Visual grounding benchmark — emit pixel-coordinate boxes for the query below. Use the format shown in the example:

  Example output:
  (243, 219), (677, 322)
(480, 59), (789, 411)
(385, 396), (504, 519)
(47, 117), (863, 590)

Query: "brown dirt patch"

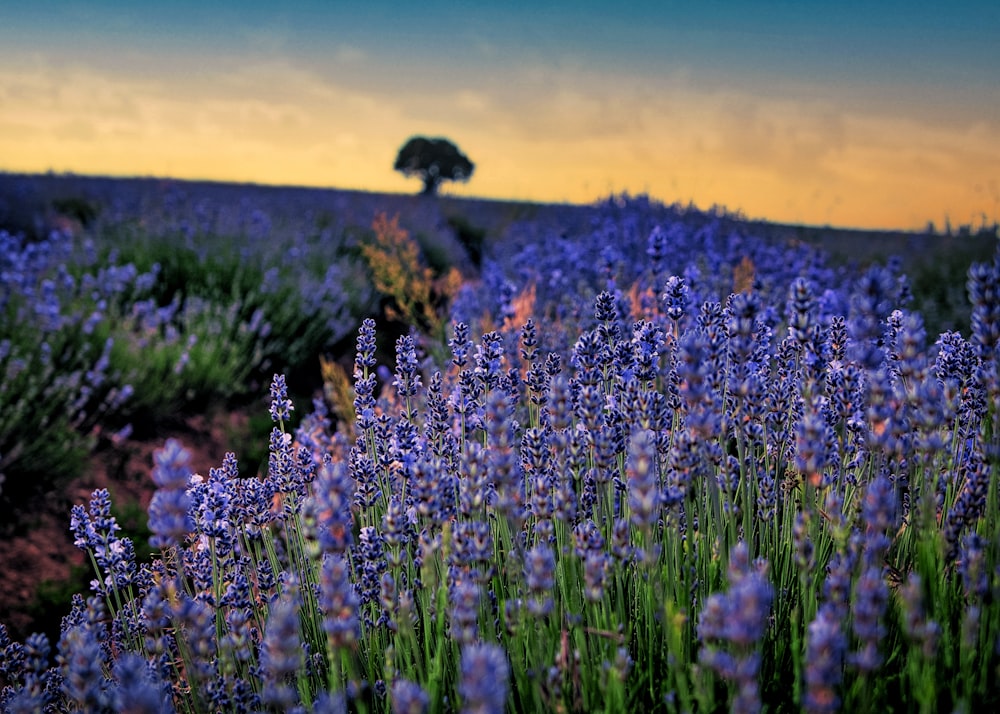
(0, 409), (253, 642)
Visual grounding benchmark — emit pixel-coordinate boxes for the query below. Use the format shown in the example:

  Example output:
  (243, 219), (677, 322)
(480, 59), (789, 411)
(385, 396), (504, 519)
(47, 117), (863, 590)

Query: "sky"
(1, 1), (998, 231)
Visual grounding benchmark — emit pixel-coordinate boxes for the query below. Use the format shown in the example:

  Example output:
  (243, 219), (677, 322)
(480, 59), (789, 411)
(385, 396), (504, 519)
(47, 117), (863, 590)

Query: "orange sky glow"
(2, 2), (998, 231)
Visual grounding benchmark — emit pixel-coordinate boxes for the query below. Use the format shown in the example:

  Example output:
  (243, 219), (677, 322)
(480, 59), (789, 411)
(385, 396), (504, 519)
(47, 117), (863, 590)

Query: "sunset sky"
(1, 1), (998, 230)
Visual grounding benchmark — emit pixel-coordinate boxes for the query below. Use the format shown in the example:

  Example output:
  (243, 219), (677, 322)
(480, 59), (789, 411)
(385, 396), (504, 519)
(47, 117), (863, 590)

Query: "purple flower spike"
(314, 458), (355, 554)
(151, 438), (191, 490)
(627, 429), (661, 529)
(850, 566), (888, 672)
(804, 604), (846, 714)
(459, 643), (509, 714)
(523, 543), (556, 615)
(58, 623), (110, 711)
(698, 542), (773, 712)
(148, 439), (194, 549)
(112, 652), (171, 713)
(261, 593), (304, 709)
(661, 275), (689, 323)
(392, 678), (430, 714)
(449, 578), (481, 645)
(319, 553), (361, 650)
(393, 334), (422, 402)
(268, 373), (294, 423)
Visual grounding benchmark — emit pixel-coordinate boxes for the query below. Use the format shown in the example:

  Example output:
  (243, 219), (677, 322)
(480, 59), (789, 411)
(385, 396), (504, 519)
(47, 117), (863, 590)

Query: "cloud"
(0, 58), (410, 181)
(332, 45), (367, 64)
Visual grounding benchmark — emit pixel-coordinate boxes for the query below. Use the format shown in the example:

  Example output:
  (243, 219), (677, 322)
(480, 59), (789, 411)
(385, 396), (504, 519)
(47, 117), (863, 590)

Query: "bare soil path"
(0, 409), (251, 642)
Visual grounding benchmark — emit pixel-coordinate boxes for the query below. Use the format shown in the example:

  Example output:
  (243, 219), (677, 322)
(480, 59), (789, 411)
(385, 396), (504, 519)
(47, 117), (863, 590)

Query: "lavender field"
(1, 172), (999, 712)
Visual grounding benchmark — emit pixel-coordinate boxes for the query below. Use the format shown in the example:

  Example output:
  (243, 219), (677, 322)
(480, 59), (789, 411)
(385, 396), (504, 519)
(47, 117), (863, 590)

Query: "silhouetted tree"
(394, 136), (474, 196)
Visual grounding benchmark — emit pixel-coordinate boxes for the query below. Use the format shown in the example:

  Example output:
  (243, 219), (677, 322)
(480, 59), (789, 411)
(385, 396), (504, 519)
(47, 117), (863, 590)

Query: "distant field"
(3, 170), (992, 268)
(4, 170), (993, 335)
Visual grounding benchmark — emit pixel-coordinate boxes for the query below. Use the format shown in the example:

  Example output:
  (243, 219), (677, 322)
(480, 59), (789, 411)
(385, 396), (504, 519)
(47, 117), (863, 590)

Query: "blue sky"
(2, 1), (998, 229)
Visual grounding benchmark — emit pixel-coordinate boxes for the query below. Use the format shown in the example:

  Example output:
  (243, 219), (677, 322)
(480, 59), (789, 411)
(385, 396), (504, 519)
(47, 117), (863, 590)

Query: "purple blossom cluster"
(697, 542), (774, 714)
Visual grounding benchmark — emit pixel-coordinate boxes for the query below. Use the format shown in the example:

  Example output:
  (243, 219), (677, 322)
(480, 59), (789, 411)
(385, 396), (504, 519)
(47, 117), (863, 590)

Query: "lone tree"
(394, 136), (474, 196)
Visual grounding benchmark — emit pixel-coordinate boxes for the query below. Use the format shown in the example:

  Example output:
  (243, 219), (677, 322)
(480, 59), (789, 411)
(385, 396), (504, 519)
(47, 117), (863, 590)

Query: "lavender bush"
(2, 191), (999, 711)
(0, 228), (134, 515)
(1, 182), (379, 519)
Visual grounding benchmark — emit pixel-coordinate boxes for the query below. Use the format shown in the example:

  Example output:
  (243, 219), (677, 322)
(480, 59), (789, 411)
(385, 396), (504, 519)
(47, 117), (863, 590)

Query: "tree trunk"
(421, 176), (440, 196)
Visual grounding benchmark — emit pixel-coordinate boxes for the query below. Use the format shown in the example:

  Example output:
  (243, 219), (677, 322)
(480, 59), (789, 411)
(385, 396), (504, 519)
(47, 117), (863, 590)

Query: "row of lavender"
(0, 179), (377, 517)
(2, 192), (999, 711)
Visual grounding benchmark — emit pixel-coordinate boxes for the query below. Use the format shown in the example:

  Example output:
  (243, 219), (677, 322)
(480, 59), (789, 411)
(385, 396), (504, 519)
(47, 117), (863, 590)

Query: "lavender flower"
(355, 317), (378, 373)
(452, 520), (494, 570)
(786, 276), (820, 347)
(267, 426), (300, 499)
(861, 473), (897, 562)
(661, 275), (689, 323)
(795, 400), (835, 487)
(353, 319), (379, 434)
(474, 331), (506, 392)
(391, 679), (430, 714)
(520, 318), (539, 364)
(646, 225), (669, 277)
(319, 553), (361, 650)
(220, 604), (254, 664)
(449, 321), (473, 370)
(630, 320), (664, 383)
(847, 265), (901, 370)
(698, 543), (773, 713)
(268, 373), (294, 423)
(573, 519), (605, 557)
(525, 360), (550, 411)
(382, 494), (412, 551)
(449, 578), (481, 645)
(458, 643), (509, 714)
(583, 551), (611, 602)
(411, 453), (455, 525)
(523, 543), (556, 616)
(191, 467), (234, 545)
(851, 565), (889, 672)
(943, 450), (991, 562)
(313, 458), (355, 554)
(260, 593), (304, 709)
(485, 390), (522, 520)
(546, 373), (574, 431)
(626, 429), (661, 530)
(356, 526), (388, 616)
(957, 533), (989, 601)
(69, 488), (136, 594)
(676, 329), (712, 409)
(172, 592), (216, 681)
(611, 517), (634, 564)
(8, 633), (53, 711)
(459, 442), (490, 517)
(892, 311), (927, 383)
(0, 622), (25, 685)
(726, 291), (760, 362)
(8, 200), (1000, 713)
(313, 690), (348, 714)
(898, 573), (940, 659)
(111, 652), (171, 714)
(792, 511), (815, 573)
(803, 604), (847, 714)
(968, 255), (1000, 359)
(393, 334), (422, 404)
(58, 622), (110, 711)
(148, 439), (194, 549)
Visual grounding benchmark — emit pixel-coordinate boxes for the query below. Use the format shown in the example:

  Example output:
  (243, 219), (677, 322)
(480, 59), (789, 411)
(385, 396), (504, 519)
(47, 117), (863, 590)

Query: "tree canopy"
(393, 136), (474, 196)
